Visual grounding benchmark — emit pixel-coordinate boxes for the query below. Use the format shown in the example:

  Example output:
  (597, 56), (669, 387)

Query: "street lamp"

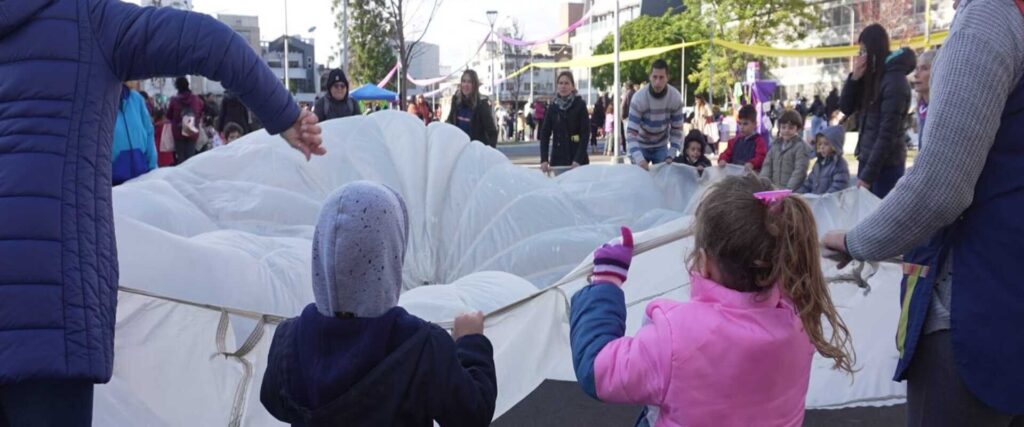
(836, 4), (856, 46)
(486, 10), (498, 107)
(308, 26), (319, 95)
(612, 0), (623, 162)
(587, 1), (594, 106)
(680, 36), (686, 108)
(283, 0), (290, 92)
(836, 4), (856, 85)
(341, 0), (349, 72)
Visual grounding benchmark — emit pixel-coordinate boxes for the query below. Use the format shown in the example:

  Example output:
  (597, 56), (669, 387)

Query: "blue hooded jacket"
(0, 0), (300, 385)
(112, 88), (156, 185)
(797, 126), (850, 195)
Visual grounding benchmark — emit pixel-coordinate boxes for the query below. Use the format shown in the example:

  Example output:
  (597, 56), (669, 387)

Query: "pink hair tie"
(754, 189), (791, 206)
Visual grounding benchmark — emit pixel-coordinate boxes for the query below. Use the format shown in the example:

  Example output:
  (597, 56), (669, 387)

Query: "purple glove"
(591, 227), (634, 287)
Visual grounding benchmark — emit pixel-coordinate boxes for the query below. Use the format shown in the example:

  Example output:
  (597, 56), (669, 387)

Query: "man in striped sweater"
(626, 59), (685, 170)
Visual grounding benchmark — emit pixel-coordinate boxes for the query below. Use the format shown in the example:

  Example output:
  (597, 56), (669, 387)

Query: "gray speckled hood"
(311, 181), (409, 318)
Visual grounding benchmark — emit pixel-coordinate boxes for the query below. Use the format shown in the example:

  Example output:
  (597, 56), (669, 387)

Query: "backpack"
(177, 95), (198, 137)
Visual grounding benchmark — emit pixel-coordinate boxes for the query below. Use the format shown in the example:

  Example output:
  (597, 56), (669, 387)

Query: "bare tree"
(504, 20), (529, 117)
(857, 0), (917, 41)
(381, 0), (443, 110)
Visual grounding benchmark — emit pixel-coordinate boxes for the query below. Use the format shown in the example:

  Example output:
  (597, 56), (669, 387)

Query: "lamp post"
(341, 0), (349, 72)
(612, 0), (622, 162)
(283, 0), (290, 92)
(708, 27), (714, 107)
(587, 0), (594, 106)
(680, 36), (686, 108)
(836, 4), (856, 46)
(529, 53), (534, 105)
(924, 0), (932, 48)
(836, 4), (856, 84)
(486, 10), (499, 108)
(309, 26), (319, 95)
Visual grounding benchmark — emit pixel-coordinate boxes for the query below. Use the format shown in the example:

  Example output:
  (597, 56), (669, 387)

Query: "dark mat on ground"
(493, 380), (905, 426)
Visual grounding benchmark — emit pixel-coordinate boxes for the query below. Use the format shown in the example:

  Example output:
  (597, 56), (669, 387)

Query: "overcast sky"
(147, 0), (561, 71)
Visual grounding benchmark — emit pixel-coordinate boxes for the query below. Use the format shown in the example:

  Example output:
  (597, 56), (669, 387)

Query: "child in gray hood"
(798, 126), (851, 195)
(261, 181), (497, 427)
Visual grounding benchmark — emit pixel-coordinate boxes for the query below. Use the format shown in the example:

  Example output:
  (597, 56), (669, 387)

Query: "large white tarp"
(100, 112), (905, 425)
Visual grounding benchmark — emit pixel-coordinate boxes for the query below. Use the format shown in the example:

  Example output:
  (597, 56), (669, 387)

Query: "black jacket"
(591, 98), (606, 128)
(540, 96), (590, 166)
(674, 154), (712, 170)
(261, 305), (497, 427)
(840, 48), (916, 183)
(217, 92), (251, 133)
(825, 90), (840, 119)
(314, 95), (361, 122)
(810, 98), (825, 118)
(446, 95), (498, 147)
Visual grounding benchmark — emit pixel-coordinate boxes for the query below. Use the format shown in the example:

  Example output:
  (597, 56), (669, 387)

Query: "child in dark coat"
(260, 181), (497, 427)
(673, 129), (713, 175)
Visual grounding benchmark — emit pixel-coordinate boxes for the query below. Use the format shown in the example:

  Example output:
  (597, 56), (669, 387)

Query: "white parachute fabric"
(94, 292), (245, 426)
(104, 112), (905, 425)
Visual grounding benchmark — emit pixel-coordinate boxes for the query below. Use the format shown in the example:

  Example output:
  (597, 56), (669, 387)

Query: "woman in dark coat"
(840, 24), (916, 198)
(539, 71), (590, 173)
(590, 95), (606, 151)
(445, 69), (498, 147)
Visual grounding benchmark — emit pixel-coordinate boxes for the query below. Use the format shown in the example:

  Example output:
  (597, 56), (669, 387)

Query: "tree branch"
(407, 0), (442, 57)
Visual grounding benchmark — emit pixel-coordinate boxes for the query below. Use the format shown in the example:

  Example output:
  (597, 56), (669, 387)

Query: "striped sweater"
(626, 85), (684, 163)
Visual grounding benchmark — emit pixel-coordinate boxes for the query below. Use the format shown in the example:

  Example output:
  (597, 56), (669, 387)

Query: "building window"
(829, 6), (853, 28)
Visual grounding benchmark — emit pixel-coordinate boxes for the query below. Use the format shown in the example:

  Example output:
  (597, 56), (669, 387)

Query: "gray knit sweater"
(626, 84), (684, 163)
(845, 0), (1024, 331)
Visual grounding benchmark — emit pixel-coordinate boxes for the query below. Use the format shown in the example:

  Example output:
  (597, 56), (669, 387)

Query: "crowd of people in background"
(100, 2), (939, 196)
(111, 75), (267, 185)
(496, 21), (933, 204)
(111, 28), (933, 198)
(4, 0), (1023, 426)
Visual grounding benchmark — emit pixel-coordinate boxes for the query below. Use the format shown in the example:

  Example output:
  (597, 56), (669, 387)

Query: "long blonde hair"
(691, 174), (855, 373)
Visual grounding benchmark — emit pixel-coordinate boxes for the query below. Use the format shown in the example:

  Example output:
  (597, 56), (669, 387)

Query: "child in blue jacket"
(797, 126), (850, 195)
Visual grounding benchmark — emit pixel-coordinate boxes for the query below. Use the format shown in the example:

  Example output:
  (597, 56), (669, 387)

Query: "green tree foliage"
(683, 0), (819, 102)
(593, 0), (818, 105)
(332, 0), (397, 91)
(592, 15), (695, 101)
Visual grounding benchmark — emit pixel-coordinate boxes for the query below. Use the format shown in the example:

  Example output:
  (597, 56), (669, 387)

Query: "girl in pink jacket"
(570, 175), (854, 427)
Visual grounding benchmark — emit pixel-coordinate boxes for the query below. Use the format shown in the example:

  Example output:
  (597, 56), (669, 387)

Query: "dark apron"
(894, 69), (1024, 413)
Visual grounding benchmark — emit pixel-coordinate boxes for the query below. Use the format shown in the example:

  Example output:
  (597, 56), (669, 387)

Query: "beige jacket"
(760, 135), (812, 190)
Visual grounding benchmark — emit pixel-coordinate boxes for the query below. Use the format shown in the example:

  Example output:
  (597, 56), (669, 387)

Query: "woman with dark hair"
(840, 23), (916, 198)
(539, 71), (590, 173)
(446, 69), (498, 147)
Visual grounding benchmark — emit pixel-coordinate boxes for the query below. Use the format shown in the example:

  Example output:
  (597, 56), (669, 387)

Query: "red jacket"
(719, 133), (767, 171)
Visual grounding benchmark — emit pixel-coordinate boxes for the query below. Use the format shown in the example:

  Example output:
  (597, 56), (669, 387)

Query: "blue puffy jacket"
(0, 0), (300, 385)
(112, 88), (157, 185)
